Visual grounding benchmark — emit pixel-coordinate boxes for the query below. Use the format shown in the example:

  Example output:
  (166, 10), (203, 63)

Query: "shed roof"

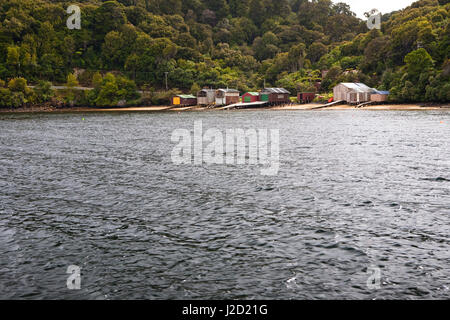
(217, 89), (239, 93)
(244, 92), (259, 96)
(176, 95), (196, 99)
(338, 83), (375, 93)
(373, 90), (390, 95)
(261, 88), (290, 94)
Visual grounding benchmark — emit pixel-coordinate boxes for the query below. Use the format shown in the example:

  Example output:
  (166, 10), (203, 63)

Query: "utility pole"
(263, 78), (266, 89)
(164, 72), (168, 91)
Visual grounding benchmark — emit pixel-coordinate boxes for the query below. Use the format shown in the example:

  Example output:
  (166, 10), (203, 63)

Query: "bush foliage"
(0, 0), (448, 108)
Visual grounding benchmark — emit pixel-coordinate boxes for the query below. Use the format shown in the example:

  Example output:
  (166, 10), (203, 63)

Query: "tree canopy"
(0, 0), (448, 107)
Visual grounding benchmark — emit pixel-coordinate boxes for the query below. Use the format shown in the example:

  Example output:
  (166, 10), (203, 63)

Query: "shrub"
(34, 80), (54, 103)
(0, 88), (26, 108)
(314, 92), (334, 103)
(92, 72), (103, 89)
(8, 78), (28, 93)
(93, 73), (141, 107)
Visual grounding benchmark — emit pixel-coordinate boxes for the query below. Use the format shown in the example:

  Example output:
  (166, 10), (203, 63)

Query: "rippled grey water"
(0, 110), (449, 300)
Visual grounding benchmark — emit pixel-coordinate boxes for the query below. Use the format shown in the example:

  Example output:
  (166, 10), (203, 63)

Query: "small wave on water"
(0, 110), (449, 299)
(420, 177), (450, 182)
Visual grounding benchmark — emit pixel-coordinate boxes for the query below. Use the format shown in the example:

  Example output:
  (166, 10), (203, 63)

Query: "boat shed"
(260, 88), (291, 105)
(242, 92), (260, 103)
(197, 89), (216, 106)
(172, 94), (197, 106)
(297, 92), (316, 104)
(370, 90), (390, 102)
(333, 83), (376, 104)
(215, 89), (240, 106)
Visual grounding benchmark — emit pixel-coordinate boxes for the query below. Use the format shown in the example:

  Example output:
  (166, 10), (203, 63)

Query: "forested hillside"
(0, 0), (449, 107)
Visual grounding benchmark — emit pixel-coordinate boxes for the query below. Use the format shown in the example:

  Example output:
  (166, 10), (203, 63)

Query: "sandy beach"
(271, 103), (450, 111)
(1, 103), (449, 113)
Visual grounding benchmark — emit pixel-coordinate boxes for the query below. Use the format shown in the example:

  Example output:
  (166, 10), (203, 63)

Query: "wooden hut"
(260, 88), (291, 105)
(333, 83), (375, 104)
(242, 92), (260, 103)
(297, 92), (316, 104)
(197, 89), (216, 106)
(370, 90), (390, 102)
(172, 94), (197, 106)
(215, 89), (240, 106)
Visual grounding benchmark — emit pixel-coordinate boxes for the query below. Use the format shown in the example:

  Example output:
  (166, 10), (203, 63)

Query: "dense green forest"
(0, 0), (449, 107)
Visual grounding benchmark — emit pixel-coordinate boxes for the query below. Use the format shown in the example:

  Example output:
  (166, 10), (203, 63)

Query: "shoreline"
(270, 103), (450, 111)
(1, 103), (449, 114)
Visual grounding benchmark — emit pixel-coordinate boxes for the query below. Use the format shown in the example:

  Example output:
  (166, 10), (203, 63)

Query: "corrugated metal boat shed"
(333, 83), (376, 104)
(260, 88), (291, 105)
